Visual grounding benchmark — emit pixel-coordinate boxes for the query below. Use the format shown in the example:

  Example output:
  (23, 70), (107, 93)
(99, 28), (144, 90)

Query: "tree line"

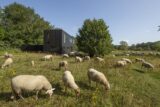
(0, 2), (53, 49)
(0, 2), (113, 56)
(114, 41), (160, 51)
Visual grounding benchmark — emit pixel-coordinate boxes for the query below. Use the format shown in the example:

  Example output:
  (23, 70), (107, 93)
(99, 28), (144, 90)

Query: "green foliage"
(152, 41), (160, 51)
(76, 19), (112, 57)
(129, 41), (160, 51)
(1, 3), (53, 48)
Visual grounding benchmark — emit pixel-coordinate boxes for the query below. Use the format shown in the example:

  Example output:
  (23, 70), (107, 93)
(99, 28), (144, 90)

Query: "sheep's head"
(46, 88), (55, 97)
(75, 88), (80, 97)
(105, 82), (110, 90)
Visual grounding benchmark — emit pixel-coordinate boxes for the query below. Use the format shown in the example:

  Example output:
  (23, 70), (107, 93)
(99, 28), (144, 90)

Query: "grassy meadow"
(0, 50), (160, 107)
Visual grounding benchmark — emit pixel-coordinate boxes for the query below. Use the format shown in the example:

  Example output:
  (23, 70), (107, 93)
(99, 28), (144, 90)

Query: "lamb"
(75, 56), (83, 62)
(122, 58), (132, 64)
(141, 61), (154, 69)
(11, 75), (55, 100)
(115, 60), (127, 67)
(1, 58), (13, 69)
(62, 71), (80, 97)
(83, 56), (90, 61)
(42, 55), (53, 61)
(96, 57), (105, 63)
(62, 54), (69, 58)
(88, 68), (110, 90)
(59, 60), (68, 70)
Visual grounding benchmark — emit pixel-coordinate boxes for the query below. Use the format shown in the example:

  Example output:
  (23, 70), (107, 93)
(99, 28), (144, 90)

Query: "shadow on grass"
(0, 92), (12, 101)
(51, 68), (60, 71)
(76, 81), (95, 91)
(0, 91), (52, 101)
(52, 83), (64, 96)
(52, 83), (75, 97)
(132, 68), (145, 73)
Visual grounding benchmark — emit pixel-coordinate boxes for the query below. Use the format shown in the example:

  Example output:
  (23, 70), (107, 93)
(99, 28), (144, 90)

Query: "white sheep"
(42, 55), (53, 61)
(62, 54), (69, 58)
(88, 68), (110, 90)
(59, 60), (68, 70)
(115, 60), (127, 67)
(1, 58), (13, 69)
(62, 71), (80, 97)
(11, 75), (55, 100)
(4, 52), (13, 59)
(141, 61), (154, 69)
(83, 56), (90, 61)
(96, 57), (105, 63)
(75, 56), (83, 62)
(31, 60), (35, 67)
(122, 58), (132, 64)
(69, 51), (76, 56)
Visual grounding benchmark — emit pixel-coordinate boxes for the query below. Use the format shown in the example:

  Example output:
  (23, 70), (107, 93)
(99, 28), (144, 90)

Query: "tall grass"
(0, 51), (160, 107)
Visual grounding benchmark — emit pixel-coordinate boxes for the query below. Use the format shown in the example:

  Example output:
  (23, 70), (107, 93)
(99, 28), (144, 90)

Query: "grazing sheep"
(11, 75), (55, 100)
(75, 56), (83, 62)
(122, 58), (132, 64)
(42, 55), (53, 61)
(115, 60), (127, 67)
(62, 54), (69, 58)
(31, 60), (35, 67)
(83, 56), (90, 61)
(59, 61), (68, 70)
(141, 61), (154, 69)
(4, 52), (13, 59)
(88, 68), (110, 90)
(96, 57), (105, 63)
(62, 71), (80, 97)
(69, 51), (76, 57)
(1, 58), (13, 69)
(135, 58), (145, 63)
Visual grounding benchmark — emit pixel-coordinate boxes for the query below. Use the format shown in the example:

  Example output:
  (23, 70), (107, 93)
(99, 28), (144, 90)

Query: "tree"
(119, 41), (128, 50)
(1, 3), (53, 48)
(0, 7), (5, 45)
(76, 19), (112, 57)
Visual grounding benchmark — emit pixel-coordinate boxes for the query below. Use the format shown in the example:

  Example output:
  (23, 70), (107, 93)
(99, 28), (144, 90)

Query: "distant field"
(0, 50), (160, 107)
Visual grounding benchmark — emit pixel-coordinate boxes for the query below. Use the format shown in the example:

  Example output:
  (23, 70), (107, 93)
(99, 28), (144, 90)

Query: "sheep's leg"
(96, 82), (98, 87)
(18, 94), (25, 100)
(11, 89), (18, 100)
(88, 79), (91, 85)
(65, 86), (67, 92)
(36, 91), (39, 100)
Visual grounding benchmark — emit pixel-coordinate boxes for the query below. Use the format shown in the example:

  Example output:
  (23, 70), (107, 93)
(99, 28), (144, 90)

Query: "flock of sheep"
(1, 52), (155, 101)
(115, 57), (154, 69)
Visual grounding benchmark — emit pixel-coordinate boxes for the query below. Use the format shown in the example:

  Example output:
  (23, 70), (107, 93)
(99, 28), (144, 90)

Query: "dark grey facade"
(44, 29), (74, 54)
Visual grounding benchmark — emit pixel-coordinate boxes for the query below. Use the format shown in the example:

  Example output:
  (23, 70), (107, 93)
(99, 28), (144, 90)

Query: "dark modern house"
(43, 29), (74, 54)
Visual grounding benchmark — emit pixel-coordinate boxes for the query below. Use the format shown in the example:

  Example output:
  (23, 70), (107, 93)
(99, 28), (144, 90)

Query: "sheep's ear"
(51, 88), (55, 91)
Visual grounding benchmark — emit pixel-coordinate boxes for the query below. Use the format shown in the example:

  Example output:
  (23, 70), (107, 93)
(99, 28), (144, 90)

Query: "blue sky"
(0, 0), (160, 45)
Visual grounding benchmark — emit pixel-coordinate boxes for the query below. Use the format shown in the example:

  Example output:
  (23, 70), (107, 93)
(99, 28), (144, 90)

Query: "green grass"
(0, 51), (160, 107)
